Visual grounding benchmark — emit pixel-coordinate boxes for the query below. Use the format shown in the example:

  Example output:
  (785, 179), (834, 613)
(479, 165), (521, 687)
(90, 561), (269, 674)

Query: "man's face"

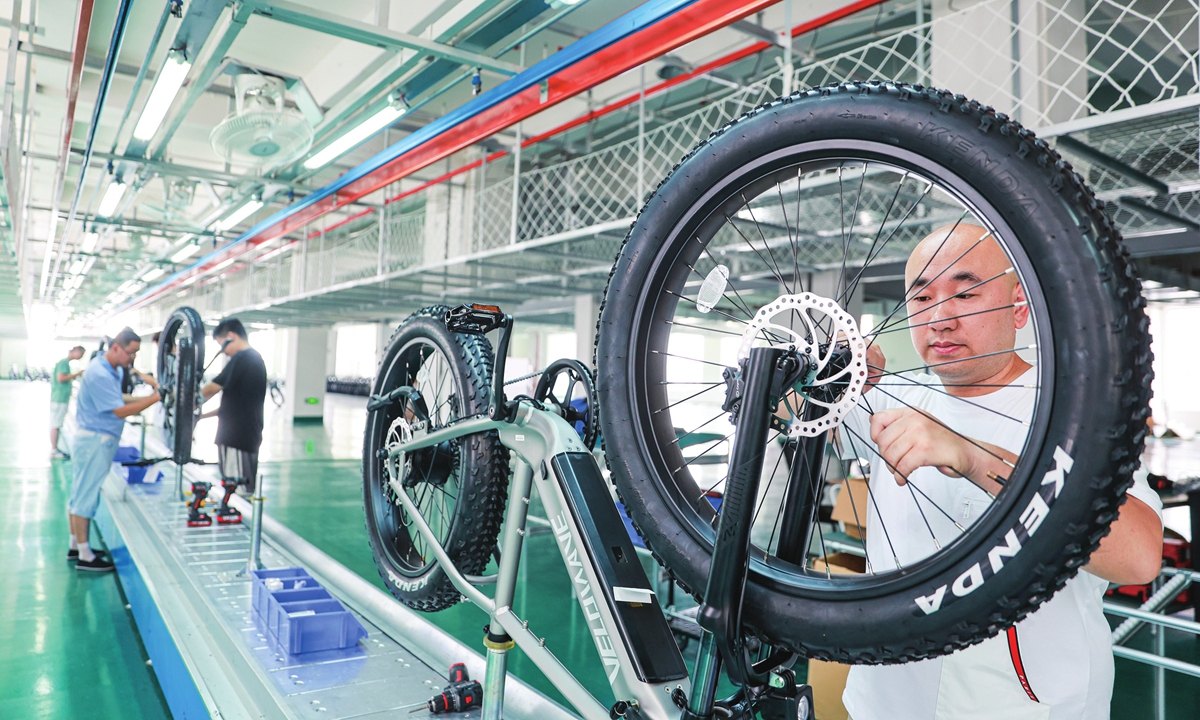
(904, 225), (1029, 384)
(215, 333), (237, 357)
(69, 348), (84, 360)
(112, 341), (140, 368)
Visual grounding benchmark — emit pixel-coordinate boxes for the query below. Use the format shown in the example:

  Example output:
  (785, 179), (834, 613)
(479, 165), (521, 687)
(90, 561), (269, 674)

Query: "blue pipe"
(121, 0), (701, 311)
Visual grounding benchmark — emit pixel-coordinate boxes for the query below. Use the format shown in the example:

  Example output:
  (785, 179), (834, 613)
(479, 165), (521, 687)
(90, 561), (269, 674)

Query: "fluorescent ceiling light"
(69, 259), (84, 275)
(80, 232), (99, 254)
(171, 243), (202, 263)
(133, 53), (191, 141)
(142, 267), (165, 282)
(97, 182), (127, 217)
(180, 274), (198, 286)
(211, 257), (236, 272)
(213, 200), (263, 232)
(304, 104), (405, 170)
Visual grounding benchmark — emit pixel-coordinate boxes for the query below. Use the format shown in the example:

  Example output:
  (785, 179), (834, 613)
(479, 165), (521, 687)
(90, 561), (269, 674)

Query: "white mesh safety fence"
(140, 0), (1199, 322)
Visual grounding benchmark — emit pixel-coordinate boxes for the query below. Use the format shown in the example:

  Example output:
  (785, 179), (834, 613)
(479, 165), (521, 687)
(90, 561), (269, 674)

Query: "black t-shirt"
(212, 347), (268, 452)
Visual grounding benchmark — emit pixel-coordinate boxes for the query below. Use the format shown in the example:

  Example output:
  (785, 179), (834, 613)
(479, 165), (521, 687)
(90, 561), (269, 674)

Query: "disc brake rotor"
(737, 292), (869, 438)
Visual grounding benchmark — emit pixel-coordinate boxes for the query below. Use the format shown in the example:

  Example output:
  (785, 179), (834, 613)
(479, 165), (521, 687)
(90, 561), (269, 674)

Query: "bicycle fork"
(686, 346), (814, 720)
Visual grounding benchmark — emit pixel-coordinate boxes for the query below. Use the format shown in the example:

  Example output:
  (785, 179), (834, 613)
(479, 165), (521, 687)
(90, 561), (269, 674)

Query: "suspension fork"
(687, 346), (811, 718)
(775, 406), (828, 565)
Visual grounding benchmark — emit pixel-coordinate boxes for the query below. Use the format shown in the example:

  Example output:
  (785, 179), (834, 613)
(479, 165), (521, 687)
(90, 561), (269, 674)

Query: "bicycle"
(362, 83), (1151, 720)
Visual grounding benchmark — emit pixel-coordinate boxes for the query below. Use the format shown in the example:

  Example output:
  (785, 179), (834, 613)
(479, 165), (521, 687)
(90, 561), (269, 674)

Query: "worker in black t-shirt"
(197, 318), (267, 525)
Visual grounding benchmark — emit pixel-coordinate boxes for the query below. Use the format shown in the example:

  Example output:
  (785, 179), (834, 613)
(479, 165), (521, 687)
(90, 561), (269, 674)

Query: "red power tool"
(404, 663), (482, 715)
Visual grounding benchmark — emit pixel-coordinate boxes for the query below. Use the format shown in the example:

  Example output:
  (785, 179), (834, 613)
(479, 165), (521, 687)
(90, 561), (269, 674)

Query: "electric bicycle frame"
(372, 304), (812, 720)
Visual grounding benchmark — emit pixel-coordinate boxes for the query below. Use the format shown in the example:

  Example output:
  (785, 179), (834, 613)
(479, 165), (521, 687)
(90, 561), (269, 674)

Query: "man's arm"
(1083, 496), (1162, 585)
(201, 381), (223, 400)
(114, 391), (161, 418)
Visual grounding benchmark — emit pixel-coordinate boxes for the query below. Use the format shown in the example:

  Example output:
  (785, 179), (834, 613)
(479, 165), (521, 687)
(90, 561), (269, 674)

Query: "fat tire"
(158, 306), (205, 465)
(363, 305), (510, 612)
(594, 82), (1152, 663)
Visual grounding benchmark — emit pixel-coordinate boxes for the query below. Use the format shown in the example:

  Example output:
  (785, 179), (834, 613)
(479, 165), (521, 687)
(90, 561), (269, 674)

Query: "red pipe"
(308, 0), (885, 241)
(150, 0), (887, 296)
(62, 0), (94, 170)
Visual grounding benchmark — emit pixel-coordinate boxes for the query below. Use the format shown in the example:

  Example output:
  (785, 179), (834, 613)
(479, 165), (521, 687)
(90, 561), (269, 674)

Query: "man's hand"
(870, 407), (974, 483)
(136, 369), (159, 390)
(869, 407), (1013, 495)
(865, 343), (885, 392)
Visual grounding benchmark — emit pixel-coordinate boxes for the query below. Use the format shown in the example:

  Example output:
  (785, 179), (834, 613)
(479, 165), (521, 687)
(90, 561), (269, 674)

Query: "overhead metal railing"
(118, 0), (893, 317)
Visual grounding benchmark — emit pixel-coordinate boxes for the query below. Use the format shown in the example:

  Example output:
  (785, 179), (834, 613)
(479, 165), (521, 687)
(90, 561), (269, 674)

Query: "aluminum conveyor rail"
(94, 429), (575, 719)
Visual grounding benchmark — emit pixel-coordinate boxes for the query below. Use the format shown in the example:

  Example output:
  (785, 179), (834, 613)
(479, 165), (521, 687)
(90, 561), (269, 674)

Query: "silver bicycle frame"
(387, 402), (689, 720)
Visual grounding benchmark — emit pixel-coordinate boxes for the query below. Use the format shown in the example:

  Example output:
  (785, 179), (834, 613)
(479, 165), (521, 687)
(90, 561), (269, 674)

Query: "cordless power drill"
(407, 663), (481, 715)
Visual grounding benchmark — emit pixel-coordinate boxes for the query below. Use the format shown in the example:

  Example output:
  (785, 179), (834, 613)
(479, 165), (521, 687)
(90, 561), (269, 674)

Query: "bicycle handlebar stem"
(490, 314), (514, 422)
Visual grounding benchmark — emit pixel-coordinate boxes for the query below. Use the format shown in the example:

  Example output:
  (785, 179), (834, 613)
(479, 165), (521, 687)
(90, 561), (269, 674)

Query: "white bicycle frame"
(387, 400), (691, 720)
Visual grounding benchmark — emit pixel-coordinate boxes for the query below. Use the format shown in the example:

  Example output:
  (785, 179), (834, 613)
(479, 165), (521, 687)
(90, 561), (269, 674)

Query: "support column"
(285, 326), (330, 423)
(574, 294), (599, 364)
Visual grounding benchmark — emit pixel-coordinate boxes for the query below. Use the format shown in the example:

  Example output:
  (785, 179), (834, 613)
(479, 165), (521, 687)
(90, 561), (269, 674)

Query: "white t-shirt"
(838, 368), (1162, 720)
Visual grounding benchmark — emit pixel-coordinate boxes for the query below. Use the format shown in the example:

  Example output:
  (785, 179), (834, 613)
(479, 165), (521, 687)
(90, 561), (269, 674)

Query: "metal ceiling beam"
(1118, 197), (1200, 232)
(1136, 260), (1200, 294)
(123, 0), (886, 314)
(1123, 231), (1200, 258)
(248, 0), (523, 77)
(81, 150), (312, 192)
(1056, 135), (1168, 195)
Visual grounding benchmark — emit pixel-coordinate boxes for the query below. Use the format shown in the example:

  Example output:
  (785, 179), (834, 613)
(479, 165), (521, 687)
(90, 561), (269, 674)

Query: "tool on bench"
(400, 664), (482, 715)
(187, 482), (213, 527)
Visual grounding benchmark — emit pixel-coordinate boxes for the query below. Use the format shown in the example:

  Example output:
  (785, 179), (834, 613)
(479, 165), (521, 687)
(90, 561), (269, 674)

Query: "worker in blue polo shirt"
(70, 327), (164, 572)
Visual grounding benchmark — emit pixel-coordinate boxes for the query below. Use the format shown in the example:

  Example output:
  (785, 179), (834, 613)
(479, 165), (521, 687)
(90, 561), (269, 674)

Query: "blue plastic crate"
(273, 598), (368, 655)
(249, 567), (316, 619)
(112, 446), (148, 483)
(265, 587), (331, 636)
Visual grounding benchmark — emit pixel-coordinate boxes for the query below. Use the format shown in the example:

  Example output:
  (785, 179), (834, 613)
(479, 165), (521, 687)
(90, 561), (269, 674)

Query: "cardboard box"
(808, 659), (852, 720)
(830, 477), (869, 539)
(808, 552), (864, 719)
(812, 552), (866, 575)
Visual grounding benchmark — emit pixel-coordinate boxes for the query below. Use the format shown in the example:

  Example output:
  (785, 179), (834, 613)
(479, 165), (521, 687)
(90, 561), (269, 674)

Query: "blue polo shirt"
(76, 356), (126, 439)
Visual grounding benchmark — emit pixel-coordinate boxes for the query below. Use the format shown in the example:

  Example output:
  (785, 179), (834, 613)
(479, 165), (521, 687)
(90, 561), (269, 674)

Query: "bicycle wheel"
(595, 82), (1151, 663)
(363, 306), (510, 612)
(158, 306), (205, 465)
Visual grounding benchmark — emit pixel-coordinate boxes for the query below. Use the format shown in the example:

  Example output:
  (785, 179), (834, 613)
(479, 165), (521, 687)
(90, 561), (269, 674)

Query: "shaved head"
(903, 223), (1030, 395)
(905, 224), (1016, 296)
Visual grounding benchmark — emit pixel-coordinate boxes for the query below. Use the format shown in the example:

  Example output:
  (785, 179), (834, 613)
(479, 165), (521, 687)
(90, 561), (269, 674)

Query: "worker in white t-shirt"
(840, 223), (1163, 720)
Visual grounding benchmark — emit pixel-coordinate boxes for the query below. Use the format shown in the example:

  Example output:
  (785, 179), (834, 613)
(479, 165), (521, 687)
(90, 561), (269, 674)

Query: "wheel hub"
(736, 292), (869, 437)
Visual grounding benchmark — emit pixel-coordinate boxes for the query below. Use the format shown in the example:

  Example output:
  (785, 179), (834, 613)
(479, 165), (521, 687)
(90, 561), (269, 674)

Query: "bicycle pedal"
(446, 303), (506, 334)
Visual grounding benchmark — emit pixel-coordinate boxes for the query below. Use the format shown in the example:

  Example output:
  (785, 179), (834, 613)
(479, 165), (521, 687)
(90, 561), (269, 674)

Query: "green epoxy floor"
(0, 382), (171, 720)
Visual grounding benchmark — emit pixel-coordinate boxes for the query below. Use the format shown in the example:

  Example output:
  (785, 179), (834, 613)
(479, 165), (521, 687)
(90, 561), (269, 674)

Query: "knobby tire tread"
(593, 81), (1152, 663)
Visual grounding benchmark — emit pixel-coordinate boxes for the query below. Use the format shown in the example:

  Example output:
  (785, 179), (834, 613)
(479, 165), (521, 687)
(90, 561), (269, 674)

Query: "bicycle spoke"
(836, 163), (867, 302)
(666, 320), (745, 338)
(671, 411), (729, 447)
(724, 212), (790, 291)
(842, 423), (967, 534)
(740, 192), (793, 293)
(841, 426), (902, 571)
(841, 177), (931, 305)
(872, 372), (1031, 426)
(656, 381), (726, 414)
(683, 432), (735, 472)
(872, 344), (1035, 379)
(873, 266), (1013, 338)
(702, 243), (762, 320)
(868, 303), (1025, 339)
